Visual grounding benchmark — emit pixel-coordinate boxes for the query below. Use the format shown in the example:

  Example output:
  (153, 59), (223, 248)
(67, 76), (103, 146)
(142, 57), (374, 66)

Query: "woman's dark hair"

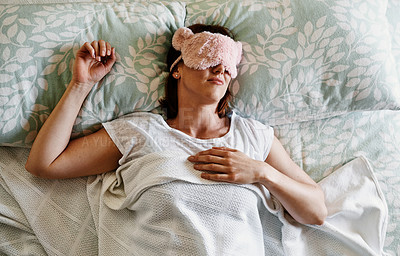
(159, 24), (236, 119)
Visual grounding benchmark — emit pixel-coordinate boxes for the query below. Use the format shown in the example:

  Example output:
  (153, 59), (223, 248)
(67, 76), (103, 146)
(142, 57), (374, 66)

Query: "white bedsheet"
(0, 147), (388, 255)
(280, 156), (389, 256)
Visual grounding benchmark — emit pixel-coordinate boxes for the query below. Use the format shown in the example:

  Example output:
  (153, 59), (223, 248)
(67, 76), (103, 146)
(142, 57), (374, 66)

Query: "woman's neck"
(167, 106), (230, 139)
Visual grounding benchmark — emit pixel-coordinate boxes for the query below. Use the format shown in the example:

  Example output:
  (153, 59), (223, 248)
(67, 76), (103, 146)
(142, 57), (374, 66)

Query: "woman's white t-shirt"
(103, 111), (274, 165)
(102, 111), (280, 255)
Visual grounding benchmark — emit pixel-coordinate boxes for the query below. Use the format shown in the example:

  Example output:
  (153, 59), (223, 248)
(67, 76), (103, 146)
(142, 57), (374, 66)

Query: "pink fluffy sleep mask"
(170, 27), (243, 78)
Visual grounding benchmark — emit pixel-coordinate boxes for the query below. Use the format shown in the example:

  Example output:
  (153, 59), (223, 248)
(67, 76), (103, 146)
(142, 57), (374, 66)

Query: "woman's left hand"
(188, 147), (266, 184)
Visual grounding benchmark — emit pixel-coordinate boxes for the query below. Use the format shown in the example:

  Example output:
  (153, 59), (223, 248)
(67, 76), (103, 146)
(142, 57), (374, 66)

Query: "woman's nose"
(212, 64), (225, 74)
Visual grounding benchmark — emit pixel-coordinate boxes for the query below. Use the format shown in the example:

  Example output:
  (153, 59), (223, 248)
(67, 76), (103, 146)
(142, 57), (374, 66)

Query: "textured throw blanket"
(86, 152), (388, 256)
(87, 151), (283, 255)
(0, 147), (388, 255)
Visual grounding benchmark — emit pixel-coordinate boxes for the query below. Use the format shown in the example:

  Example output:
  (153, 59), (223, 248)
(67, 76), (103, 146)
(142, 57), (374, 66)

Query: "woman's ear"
(172, 70), (180, 79)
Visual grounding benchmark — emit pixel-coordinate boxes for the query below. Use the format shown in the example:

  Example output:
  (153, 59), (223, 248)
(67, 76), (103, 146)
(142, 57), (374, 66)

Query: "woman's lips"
(208, 77), (224, 85)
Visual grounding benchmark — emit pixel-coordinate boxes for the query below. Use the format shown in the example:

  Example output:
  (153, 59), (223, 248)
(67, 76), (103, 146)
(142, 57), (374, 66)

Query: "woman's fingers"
(210, 146), (237, 152)
(72, 40), (116, 86)
(188, 147), (239, 167)
(188, 154), (224, 164)
(188, 147), (239, 174)
(98, 40), (106, 57)
(103, 47), (117, 71)
(193, 147), (237, 158)
(189, 147), (263, 184)
(91, 40), (100, 61)
(200, 173), (232, 182)
(193, 163), (228, 173)
(84, 40), (115, 64)
(106, 41), (112, 56)
(82, 42), (95, 58)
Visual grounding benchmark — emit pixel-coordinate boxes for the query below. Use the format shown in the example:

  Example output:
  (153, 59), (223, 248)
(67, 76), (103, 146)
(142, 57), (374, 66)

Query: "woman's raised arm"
(25, 40), (122, 179)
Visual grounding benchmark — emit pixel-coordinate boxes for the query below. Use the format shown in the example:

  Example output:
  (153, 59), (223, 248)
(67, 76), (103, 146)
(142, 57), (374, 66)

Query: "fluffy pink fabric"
(170, 27), (242, 78)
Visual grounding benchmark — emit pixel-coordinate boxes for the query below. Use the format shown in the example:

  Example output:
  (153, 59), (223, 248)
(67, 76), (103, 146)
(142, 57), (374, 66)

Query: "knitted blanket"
(86, 151), (388, 256)
(0, 147), (388, 255)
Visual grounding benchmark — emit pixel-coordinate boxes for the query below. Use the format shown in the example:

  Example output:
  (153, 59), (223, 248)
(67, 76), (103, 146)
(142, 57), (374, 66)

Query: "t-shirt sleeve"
(102, 113), (143, 164)
(240, 116), (274, 161)
(102, 112), (158, 165)
(255, 121), (274, 161)
(102, 117), (131, 157)
(265, 127), (274, 160)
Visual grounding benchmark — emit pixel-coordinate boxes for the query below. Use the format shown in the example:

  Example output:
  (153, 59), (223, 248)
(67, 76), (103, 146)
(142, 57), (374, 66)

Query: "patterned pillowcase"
(0, 2), (185, 147)
(387, 0), (400, 77)
(1, 0), (400, 147)
(186, 0), (400, 125)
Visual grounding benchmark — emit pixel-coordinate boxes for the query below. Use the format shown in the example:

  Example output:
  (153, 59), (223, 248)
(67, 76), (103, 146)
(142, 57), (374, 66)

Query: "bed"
(1, 0), (400, 255)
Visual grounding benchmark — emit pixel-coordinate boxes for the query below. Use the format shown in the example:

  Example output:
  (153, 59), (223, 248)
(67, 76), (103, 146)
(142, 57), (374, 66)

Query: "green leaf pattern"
(185, 0), (400, 125)
(0, 2), (185, 145)
(388, 0), (400, 81)
(0, 0), (400, 254)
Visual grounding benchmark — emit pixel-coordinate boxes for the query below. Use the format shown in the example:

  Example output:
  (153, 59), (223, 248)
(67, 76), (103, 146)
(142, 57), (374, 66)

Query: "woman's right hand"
(26, 40), (120, 179)
(71, 40), (117, 92)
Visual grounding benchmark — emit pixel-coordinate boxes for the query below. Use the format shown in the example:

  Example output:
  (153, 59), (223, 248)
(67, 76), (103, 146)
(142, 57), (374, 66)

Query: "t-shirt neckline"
(158, 111), (236, 142)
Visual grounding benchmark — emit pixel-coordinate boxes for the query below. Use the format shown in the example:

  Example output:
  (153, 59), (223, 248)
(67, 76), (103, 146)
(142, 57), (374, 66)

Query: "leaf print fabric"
(0, 0), (400, 255)
(0, 2), (185, 146)
(1, 0), (400, 146)
(185, 0), (400, 125)
(387, 0), (400, 80)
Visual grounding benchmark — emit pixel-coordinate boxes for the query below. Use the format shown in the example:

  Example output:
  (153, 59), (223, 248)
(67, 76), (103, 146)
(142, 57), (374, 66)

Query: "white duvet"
(87, 152), (388, 256)
(0, 148), (389, 255)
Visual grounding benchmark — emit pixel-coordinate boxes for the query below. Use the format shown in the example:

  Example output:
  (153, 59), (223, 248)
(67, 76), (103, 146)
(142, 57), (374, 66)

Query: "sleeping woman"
(25, 24), (327, 253)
